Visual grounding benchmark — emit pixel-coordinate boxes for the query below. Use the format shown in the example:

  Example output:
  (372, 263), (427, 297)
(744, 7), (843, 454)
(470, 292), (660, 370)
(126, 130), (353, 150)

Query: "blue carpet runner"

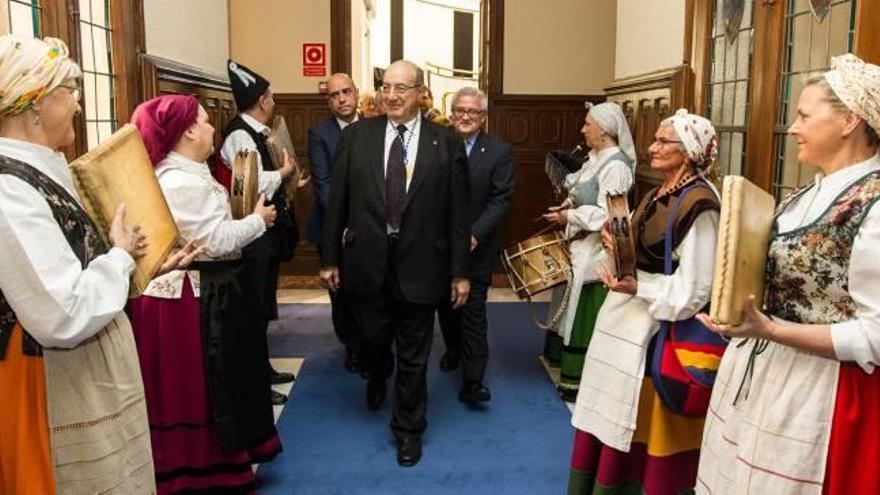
(258, 302), (571, 494)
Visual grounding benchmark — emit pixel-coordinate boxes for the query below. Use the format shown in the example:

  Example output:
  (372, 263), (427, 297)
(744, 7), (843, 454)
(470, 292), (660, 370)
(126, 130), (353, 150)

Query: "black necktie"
(386, 124), (408, 230)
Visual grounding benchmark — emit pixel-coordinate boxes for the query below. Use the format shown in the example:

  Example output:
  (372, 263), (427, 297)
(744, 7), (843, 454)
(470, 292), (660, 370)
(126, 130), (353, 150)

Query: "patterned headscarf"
(667, 108), (718, 170)
(0, 34), (79, 118)
(586, 101), (636, 166)
(131, 95), (200, 166)
(823, 53), (880, 133)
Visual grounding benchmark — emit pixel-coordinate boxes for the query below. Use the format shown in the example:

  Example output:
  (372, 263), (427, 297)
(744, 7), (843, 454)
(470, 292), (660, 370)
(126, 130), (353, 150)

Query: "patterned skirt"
(129, 274), (281, 494)
(569, 378), (704, 494)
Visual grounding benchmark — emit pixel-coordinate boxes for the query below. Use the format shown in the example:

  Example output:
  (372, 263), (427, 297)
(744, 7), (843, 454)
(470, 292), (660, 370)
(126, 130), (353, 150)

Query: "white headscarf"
(824, 53), (880, 133)
(586, 101), (636, 166)
(667, 108), (718, 170)
(0, 34), (79, 117)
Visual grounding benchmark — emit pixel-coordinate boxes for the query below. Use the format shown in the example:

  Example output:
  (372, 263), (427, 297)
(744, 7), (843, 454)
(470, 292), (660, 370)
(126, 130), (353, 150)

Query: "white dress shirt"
(0, 138), (135, 348)
(220, 112), (282, 197)
(336, 114), (358, 130)
(143, 151), (266, 299)
(775, 154), (880, 372)
(383, 114), (421, 190)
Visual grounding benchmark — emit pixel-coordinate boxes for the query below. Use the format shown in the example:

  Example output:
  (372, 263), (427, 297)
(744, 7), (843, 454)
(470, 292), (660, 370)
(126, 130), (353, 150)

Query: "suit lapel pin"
(432, 139), (438, 146)
(480, 147), (485, 153)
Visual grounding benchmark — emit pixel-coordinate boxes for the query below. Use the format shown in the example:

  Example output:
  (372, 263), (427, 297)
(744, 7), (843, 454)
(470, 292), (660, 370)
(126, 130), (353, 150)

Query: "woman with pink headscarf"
(129, 94), (281, 493)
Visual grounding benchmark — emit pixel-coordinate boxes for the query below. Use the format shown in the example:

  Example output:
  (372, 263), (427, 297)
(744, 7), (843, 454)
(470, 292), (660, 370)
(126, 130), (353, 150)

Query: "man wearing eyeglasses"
(436, 87), (515, 405)
(319, 60), (471, 467)
(307, 73), (362, 374)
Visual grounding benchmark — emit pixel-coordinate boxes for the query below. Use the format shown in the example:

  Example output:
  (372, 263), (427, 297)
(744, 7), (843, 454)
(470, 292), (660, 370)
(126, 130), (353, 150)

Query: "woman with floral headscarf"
(567, 108), (723, 494)
(0, 34), (195, 494)
(541, 101), (636, 401)
(697, 54), (880, 494)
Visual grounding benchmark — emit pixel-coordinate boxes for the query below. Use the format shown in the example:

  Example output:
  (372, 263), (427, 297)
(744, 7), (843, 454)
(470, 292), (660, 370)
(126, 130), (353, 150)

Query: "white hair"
(451, 86), (488, 112)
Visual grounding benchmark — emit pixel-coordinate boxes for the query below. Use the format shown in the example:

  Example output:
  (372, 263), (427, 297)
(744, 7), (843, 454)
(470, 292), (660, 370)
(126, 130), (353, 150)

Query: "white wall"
(144, 0), (229, 75)
(503, 0), (617, 95)
(614, 0), (685, 79)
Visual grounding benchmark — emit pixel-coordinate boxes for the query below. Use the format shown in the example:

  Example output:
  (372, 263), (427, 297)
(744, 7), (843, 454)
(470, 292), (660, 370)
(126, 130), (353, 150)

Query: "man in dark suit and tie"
(437, 87), (515, 404)
(319, 60), (470, 467)
(307, 73), (362, 372)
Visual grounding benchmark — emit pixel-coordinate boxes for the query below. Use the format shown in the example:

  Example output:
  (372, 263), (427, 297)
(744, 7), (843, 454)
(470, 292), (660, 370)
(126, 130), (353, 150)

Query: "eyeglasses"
(328, 87), (354, 99)
(58, 84), (81, 102)
(652, 137), (682, 148)
(451, 108), (484, 118)
(380, 84), (418, 96)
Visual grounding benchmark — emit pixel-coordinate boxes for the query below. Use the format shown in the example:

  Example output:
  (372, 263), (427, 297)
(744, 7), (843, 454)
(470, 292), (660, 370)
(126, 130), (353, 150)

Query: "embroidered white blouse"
(0, 138), (134, 349)
(776, 154), (880, 372)
(219, 112), (282, 197)
(142, 152), (266, 299)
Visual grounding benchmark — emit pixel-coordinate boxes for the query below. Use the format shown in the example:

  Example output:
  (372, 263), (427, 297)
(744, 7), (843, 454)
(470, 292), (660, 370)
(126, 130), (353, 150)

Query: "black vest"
(0, 155), (108, 359)
(221, 115), (299, 261)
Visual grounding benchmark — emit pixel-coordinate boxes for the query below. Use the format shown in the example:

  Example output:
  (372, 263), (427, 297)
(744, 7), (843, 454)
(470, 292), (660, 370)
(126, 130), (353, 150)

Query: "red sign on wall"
(302, 43), (327, 77)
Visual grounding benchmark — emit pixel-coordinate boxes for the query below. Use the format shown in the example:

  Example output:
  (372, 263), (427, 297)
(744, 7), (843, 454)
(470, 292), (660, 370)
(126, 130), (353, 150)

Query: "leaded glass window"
(78, 0), (115, 149)
(7, 0), (41, 37)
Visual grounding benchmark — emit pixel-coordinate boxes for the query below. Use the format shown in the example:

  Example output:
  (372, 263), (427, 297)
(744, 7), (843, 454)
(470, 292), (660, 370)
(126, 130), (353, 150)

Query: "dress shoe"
(344, 347), (360, 373)
(396, 437), (422, 467)
(366, 378), (386, 410)
(270, 369), (295, 385)
(271, 390), (288, 405)
(557, 385), (578, 403)
(458, 381), (491, 403)
(439, 352), (460, 372)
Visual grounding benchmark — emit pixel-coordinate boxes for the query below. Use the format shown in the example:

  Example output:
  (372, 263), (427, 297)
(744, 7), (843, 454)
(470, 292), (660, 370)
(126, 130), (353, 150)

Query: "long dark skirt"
(129, 263), (280, 494)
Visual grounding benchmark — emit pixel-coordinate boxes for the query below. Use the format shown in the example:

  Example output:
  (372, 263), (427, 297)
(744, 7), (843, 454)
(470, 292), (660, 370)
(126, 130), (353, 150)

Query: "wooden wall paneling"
(854, 0), (880, 64)
(273, 93), (332, 275)
(110, 0), (146, 127)
(605, 66), (685, 201)
(744, 0), (785, 191)
(489, 95), (603, 251)
(330, 0), (352, 74)
(690, 0), (715, 115)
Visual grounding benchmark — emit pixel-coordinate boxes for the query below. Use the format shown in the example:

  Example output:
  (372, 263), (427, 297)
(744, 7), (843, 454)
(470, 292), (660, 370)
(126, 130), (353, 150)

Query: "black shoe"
(396, 437), (422, 467)
(271, 390), (288, 405)
(344, 348), (360, 373)
(270, 369), (295, 385)
(557, 385), (578, 403)
(458, 381), (491, 403)
(439, 352), (460, 372)
(366, 378), (386, 410)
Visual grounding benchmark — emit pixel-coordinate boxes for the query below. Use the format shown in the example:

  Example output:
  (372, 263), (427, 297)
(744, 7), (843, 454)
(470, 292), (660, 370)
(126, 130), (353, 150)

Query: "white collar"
(387, 114), (419, 133)
(240, 112), (269, 135)
(336, 114), (358, 129)
(588, 145), (621, 163)
(156, 151), (213, 178)
(0, 137), (76, 194)
(812, 153), (880, 190)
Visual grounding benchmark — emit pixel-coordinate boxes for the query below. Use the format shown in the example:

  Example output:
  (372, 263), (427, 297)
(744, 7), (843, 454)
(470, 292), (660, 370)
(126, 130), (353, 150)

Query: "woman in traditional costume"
(568, 109), (722, 494)
(542, 101), (635, 401)
(696, 54), (880, 495)
(0, 34), (193, 494)
(129, 94), (282, 494)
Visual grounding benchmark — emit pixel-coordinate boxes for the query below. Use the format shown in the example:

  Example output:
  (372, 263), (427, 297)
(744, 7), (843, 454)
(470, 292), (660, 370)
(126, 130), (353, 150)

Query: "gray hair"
(451, 86), (488, 112)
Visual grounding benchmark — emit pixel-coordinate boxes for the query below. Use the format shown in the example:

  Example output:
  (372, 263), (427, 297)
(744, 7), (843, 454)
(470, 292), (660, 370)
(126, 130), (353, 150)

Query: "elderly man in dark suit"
(319, 60), (470, 467)
(307, 73), (362, 372)
(437, 87), (515, 404)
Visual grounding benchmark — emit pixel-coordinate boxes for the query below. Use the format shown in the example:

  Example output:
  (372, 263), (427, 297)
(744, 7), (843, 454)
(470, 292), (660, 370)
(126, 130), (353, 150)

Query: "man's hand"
(470, 235), (478, 252)
(278, 148), (297, 179)
(320, 266), (341, 291)
(156, 240), (207, 276)
(450, 277), (470, 309)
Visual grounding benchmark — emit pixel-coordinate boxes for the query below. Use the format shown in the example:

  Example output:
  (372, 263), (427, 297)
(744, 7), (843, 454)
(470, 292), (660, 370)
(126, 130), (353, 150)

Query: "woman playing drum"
(542, 101), (635, 401)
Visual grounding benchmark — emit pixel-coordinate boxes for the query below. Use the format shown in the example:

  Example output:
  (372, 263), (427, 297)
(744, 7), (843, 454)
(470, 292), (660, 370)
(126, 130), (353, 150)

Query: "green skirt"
(559, 282), (607, 391)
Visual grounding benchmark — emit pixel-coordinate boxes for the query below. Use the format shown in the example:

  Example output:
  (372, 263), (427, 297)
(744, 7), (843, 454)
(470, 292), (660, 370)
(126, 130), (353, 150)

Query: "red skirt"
(822, 363), (880, 494)
(128, 276), (280, 494)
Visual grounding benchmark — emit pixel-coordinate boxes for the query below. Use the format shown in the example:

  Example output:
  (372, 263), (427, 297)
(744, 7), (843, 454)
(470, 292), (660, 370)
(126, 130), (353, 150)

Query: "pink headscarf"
(130, 94), (199, 166)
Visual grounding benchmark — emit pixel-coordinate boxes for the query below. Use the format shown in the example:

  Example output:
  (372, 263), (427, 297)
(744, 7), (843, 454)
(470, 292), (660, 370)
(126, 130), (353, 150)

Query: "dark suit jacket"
(320, 116), (471, 304)
(306, 116), (342, 244)
(466, 132), (515, 281)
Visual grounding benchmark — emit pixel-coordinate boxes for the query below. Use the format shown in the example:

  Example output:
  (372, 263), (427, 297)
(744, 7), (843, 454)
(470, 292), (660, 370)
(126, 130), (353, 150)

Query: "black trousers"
(242, 233), (280, 371)
(317, 243), (359, 353)
(437, 273), (490, 383)
(352, 242), (435, 440)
